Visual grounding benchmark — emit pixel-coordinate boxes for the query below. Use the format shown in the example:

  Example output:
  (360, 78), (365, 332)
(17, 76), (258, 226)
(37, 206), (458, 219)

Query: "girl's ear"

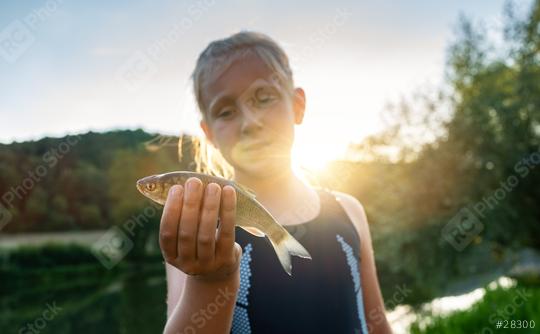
(200, 120), (215, 146)
(292, 87), (306, 125)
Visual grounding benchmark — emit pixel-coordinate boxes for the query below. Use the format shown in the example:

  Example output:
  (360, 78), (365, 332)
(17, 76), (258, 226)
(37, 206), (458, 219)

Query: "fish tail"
(268, 230), (312, 276)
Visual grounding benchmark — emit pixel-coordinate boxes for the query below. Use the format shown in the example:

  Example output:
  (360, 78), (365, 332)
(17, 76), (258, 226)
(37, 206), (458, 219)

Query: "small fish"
(136, 171), (312, 275)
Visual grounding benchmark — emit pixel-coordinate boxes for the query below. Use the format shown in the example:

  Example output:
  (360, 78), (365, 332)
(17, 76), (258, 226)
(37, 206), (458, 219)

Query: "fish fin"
(236, 183), (257, 198)
(240, 226), (265, 237)
(283, 233), (312, 259)
(268, 230), (312, 276)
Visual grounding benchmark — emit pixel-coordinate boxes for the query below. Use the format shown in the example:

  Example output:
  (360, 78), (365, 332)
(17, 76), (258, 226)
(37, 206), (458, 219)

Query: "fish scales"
(136, 171), (311, 275)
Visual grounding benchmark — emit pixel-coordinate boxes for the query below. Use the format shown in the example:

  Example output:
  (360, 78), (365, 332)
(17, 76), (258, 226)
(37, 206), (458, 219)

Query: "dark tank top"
(230, 188), (369, 334)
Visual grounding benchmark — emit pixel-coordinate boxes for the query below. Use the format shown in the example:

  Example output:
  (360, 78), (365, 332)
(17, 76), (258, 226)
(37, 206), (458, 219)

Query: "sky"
(0, 0), (520, 167)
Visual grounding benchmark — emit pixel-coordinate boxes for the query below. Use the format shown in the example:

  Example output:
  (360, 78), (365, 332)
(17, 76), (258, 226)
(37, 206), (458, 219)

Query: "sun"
(291, 124), (349, 172)
(289, 65), (384, 172)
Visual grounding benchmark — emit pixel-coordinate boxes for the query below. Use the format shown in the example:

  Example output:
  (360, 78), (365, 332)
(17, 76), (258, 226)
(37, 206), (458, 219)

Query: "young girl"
(160, 31), (392, 334)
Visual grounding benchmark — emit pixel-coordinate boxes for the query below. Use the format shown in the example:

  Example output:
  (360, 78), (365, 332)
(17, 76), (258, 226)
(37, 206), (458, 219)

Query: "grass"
(410, 282), (540, 333)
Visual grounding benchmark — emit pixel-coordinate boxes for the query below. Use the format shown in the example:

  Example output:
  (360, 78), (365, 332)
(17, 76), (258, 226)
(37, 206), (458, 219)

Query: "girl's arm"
(334, 191), (394, 334)
(164, 266), (240, 334)
(160, 180), (242, 334)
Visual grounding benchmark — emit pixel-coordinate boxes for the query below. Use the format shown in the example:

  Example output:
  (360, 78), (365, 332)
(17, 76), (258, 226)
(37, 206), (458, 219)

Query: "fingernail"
(171, 185), (183, 196)
(188, 178), (200, 192)
(208, 183), (219, 196)
(224, 185), (235, 194)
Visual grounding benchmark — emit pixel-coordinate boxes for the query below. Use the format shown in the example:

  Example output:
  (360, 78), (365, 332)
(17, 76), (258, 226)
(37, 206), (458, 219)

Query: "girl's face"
(200, 52), (305, 177)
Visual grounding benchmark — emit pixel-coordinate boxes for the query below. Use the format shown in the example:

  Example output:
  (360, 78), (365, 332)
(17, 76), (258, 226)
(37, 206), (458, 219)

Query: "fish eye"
(145, 183), (156, 192)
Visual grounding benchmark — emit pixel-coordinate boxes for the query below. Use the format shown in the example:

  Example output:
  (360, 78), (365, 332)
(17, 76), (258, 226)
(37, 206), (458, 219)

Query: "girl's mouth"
(241, 140), (271, 151)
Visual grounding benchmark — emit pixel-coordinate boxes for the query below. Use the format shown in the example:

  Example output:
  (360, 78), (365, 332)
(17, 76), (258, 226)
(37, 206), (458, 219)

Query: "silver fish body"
(136, 171), (312, 275)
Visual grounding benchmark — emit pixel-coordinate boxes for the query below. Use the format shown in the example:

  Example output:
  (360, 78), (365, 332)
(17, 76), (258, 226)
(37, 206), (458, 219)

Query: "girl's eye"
(255, 88), (278, 105)
(217, 108), (235, 119)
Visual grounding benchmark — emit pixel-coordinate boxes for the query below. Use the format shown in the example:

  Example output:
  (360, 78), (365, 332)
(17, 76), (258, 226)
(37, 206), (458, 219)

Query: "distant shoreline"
(0, 230), (109, 249)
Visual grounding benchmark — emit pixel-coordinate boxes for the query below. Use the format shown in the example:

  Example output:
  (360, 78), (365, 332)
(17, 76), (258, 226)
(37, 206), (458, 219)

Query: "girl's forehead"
(202, 52), (277, 107)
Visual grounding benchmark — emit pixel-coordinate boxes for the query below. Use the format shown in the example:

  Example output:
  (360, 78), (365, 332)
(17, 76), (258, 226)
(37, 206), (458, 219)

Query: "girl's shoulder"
(327, 190), (369, 244)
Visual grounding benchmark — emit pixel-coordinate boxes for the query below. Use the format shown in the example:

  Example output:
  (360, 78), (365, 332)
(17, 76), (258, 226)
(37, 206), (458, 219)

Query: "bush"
(1, 243), (98, 270)
(410, 283), (540, 333)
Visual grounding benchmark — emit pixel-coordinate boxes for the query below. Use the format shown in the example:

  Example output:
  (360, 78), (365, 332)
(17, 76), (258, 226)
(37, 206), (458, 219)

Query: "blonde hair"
(181, 31), (295, 179)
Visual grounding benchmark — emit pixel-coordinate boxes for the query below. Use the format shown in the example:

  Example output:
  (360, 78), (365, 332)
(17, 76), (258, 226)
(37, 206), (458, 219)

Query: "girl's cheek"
(213, 121), (233, 139)
(265, 102), (294, 132)
(213, 125), (237, 151)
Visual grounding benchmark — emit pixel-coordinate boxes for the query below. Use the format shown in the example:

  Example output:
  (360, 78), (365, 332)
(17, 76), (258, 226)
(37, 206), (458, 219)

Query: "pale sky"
(0, 0), (519, 166)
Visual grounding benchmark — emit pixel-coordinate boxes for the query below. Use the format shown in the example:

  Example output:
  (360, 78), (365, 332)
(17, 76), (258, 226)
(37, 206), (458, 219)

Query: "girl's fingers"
(215, 185), (237, 263)
(197, 183), (221, 265)
(159, 185), (183, 261)
(178, 177), (203, 263)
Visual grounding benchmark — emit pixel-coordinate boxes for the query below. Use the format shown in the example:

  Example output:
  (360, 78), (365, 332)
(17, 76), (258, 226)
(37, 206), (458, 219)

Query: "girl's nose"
(240, 105), (263, 134)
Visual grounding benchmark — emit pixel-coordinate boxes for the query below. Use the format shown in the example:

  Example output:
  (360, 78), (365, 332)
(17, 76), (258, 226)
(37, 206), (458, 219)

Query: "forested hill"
(0, 130), (186, 233)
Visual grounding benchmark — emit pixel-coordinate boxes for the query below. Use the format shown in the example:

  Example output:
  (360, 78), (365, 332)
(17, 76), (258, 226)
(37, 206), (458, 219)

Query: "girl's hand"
(159, 177), (242, 282)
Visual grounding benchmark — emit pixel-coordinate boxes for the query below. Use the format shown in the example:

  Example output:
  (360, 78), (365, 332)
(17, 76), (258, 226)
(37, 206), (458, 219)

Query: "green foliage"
(1, 243), (98, 270)
(410, 283), (540, 333)
(321, 0), (540, 305)
(0, 130), (185, 233)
